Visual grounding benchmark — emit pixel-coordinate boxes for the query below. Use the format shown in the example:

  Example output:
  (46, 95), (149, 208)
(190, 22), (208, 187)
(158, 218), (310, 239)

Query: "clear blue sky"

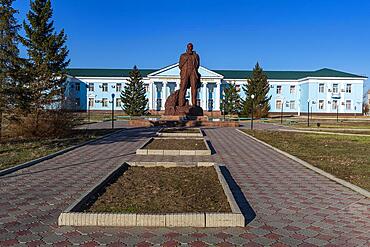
(14, 0), (370, 93)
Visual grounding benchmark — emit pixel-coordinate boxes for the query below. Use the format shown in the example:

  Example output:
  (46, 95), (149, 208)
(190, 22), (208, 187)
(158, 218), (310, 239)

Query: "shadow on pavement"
(219, 165), (256, 224)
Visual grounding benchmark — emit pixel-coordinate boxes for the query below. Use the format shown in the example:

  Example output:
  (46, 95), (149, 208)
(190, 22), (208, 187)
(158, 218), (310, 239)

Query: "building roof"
(66, 67), (366, 80)
(66, 68), (157, 78)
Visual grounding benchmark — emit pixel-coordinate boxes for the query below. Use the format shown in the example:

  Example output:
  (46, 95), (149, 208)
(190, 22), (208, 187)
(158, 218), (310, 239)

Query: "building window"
(116, 83), (122, 92)
(235, 85), (240, 92)
(346, 84), (352, 93)
(319, 83), (324, 93)
(318, 100), (324, 110)
(75, 83), (80, 91)
(333, 84), (338, 93)
(276, 100), (282, 110)
(102, 83), (108, 92)
(88, 83), (94, 91)
(276, 85), (282, 94)
(290, 85), (295, 94)
(88, 98), (94, 107)
(116, 98), (122, 107)
(144, 84), (149, 92)
(102, 98), (108, 107)
(346, 100), (351, 110)
(289, 100), (295, 110)
(332, 100), (338, 110)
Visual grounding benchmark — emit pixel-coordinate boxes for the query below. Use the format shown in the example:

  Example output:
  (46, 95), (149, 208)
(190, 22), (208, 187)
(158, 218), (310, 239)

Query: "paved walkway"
(0, 128), (369, 246)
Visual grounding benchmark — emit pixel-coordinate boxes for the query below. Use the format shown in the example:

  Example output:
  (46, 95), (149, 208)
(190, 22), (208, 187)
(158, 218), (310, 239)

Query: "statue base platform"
(164, 104), (203, 117)
(160, 115), (209, 121)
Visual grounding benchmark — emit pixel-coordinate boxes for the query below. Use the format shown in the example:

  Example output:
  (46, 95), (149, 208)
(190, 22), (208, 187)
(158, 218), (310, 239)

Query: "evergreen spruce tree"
(121, 66), (148, 116)
(220, 83), (241, 115)
(242, 63), (271, 118)
(22, 0), (70, 110)
(0, 0), (21, 140)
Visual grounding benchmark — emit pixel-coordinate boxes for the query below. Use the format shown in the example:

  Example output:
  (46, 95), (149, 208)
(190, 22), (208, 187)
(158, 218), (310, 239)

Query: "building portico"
(145, 63), (224, 114)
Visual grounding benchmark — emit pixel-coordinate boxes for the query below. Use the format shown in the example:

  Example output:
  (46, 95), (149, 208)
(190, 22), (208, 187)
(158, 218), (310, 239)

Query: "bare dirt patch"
(161, 128), (200, 133)
(144, 138), (207, 150)
(86, 167), (231, 214)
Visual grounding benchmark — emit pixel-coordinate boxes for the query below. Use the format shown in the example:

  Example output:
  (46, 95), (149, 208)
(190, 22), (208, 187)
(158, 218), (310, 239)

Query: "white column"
(215, 81), (221, 111)
(202, 82), (207, 110)
(297, 85), (301, 116)
(162, 81), (167, 110)
(148, 81), (153, 110)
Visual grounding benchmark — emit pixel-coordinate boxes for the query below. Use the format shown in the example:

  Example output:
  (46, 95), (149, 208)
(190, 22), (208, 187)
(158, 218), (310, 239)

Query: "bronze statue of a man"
(178, 43), (201, 106)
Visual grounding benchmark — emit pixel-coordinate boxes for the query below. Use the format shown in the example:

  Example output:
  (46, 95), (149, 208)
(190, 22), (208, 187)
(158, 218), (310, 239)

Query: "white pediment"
(148, 63), (224, 79)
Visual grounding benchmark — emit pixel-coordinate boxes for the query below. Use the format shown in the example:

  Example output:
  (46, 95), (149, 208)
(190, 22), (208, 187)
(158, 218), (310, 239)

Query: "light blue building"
(65, 63), (367, 116)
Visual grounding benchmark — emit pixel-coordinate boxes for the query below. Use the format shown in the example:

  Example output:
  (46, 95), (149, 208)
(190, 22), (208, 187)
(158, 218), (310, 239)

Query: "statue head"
(186, 43), (193, 53)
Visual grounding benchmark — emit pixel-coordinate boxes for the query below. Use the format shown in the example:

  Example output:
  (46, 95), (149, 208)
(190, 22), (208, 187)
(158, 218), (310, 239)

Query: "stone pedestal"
(164, 90), (203, 117)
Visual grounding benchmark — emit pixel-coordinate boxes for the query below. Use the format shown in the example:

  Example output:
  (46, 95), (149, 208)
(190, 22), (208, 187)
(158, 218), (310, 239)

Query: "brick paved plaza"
(0, 127), (369, 246)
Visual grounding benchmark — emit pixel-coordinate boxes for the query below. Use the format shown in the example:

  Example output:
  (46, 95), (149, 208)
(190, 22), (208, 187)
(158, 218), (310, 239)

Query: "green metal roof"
(66, 68), (157, 77)
(66, 68), (366, 80)
(213, 68), (366, 80)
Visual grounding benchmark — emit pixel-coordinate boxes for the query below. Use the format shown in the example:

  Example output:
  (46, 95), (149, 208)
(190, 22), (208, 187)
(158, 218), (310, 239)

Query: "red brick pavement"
(0, 127), (369, 246)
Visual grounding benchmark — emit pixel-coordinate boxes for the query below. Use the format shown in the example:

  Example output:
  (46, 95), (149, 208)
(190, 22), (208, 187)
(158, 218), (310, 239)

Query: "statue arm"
(179, 54), (186, 69)
(196, 54), (200, 69)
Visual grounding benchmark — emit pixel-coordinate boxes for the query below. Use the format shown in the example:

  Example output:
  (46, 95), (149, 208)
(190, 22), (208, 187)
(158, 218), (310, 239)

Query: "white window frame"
(102, 98), (108, 107)
(290, 85), (295, 94)
(332, 100), (338, 110)
(116, 83), (122, 92)
(318, 83), (324, 93)
(332, 84), (339, 93)
(276, 85), (282, 94)
(346, 84), (352, 93)
(88, 98), (94, 107)
(346, 100), (351, 110)
(318, 100), (324, 110)
(276, 100), (282, 110)
(102, 83), (108, 92)
(289, 100), (295, 110)
(116, 98), (122, 107)
(88, 83), (94, 91)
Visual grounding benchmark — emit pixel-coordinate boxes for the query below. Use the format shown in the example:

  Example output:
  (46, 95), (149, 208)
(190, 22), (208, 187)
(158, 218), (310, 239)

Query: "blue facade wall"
(65, 76), (365, 114)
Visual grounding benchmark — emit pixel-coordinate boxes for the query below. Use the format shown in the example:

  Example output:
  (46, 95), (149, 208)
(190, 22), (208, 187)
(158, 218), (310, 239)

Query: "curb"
(236, 128), (370, 199)
(58, 163), (245, 227)
(0, 128), (126, 177)
(136, 137), (212, 156)
(277, 128), (370, 137)
(157, 128), (203, 137)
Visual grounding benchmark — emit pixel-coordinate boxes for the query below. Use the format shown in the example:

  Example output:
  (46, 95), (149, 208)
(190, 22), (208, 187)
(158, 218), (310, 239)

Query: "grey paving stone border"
(0, 129), (126, 177)
(58, 162), (245, 227)
(127, 161), (215, 167)
(136, 137), (212, 156)
(237, 128), (370, 198)
(157, 128), (203, 137)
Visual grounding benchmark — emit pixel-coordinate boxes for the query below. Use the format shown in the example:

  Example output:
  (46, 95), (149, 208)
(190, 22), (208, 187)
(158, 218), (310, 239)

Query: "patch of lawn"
(0, 129), (118, 171)
(275, 120), (370, 129)
(86, 167), (231, 213)
(242, 129), (370, 191)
